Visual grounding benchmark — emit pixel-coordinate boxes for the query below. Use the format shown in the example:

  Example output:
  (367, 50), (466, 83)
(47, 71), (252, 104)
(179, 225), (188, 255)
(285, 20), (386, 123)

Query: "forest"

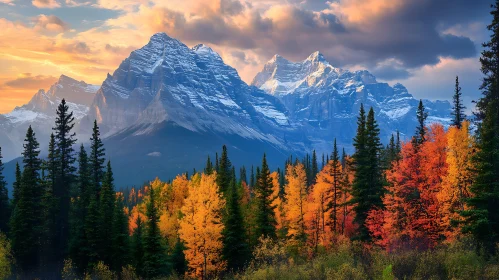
(2, 3), (499, 280)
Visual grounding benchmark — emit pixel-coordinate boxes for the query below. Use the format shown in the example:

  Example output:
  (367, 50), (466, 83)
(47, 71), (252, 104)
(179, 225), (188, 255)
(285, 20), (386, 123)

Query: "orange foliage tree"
(270, 171), (286, 238)
(284, 163), (308, 243)
(179, 172), (226, 279)
(437, 121), (475, 240)
(368, 124), (448, 250)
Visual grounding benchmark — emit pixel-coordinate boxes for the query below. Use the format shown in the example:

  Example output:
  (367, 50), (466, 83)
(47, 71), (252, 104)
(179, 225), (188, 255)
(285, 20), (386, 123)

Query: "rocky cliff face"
(251, 52), (452, 152)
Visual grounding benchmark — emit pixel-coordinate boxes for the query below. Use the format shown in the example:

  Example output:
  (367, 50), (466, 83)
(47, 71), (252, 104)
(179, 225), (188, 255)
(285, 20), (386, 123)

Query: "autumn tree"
(179, 172), (226, 279)
(284, 162), (308, 244)
(438, 121), (474, 240)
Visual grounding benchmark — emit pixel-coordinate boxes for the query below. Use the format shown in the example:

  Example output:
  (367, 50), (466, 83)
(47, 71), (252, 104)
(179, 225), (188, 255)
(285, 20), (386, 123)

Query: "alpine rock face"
(251, 52), (452, 152)
(2, 33), (453, 187)
(0, 75), (98, 161)
(80, 33), (297, 185)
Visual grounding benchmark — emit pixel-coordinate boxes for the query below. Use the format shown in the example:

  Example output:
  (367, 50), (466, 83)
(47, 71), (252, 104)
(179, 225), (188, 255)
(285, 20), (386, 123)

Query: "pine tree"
(89, 120), (105, 194)
(10, 126), (42, 271)
(254, 154), (277, 239)
(217, 145), (232, 194)
(240, 166), (247, 185)
(53, 99), (77, 259)
(85, 188), (100, 266)
(143, 184), (169, 278)
(99, 161), (116, 265)
(69, 145), (91, 270)
(111, 194), (130, 271)
(171, 238), (187, 277)
(132, 216), (145, 276)
(12, 162), (21, 206)
(205, 155), (214, 175)
(312, 150), (319, 184)
(350, 106), (384, 241)
(452, 76), (466, 128)
(329, 139), (342, 233)
(0, 147), (9, 233)
(222, 177), (250, 272)
(413, 100), (428, 147)
(250, 166), (255, 188)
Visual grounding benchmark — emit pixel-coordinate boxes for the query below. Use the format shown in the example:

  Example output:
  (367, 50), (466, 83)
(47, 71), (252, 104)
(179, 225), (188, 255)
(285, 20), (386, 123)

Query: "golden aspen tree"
(159, 174), (189, 246)
(179, 172), (226, 279)
(284, 163), (308, 243)
(438, 121), (475, 240)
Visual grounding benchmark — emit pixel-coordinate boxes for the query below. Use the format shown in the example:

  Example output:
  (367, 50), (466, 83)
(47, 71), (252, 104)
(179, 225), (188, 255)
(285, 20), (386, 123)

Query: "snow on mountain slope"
(0, 75), (98, 161)
(82, 33), (291, 144)
(251, 52), (452, 152)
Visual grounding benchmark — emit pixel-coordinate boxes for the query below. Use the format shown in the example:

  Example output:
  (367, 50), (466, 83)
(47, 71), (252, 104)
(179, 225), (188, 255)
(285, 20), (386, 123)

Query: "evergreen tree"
(10, 126), (42, 271)
(12, 162), (21, 206)
(328, 139), (342, 233)
(254, 154), (277, 239)
(312, 150), (319, 184)
(53, 99), (77, 258)
(143, 185), (169, 277)
(111, 194), (130, 271)
(250, 166), (255, 188)
(462, 2), (499, 255)
(413, 100), (428, 147)
(204, 155), (214, 175)
(69, 145), (91, 270)
(350, 106), (384, 241)
(171, 238), (187, 277)
(217, 145), (232, 194)
(99, 161), (115, 265)
(222, 177), (250, 272)
(452, 76), (466, 128)
(240, 166), (247, 185)
(0, 147), (9, 233)
(85, 188), (100, 266)
(132, 216), (145, 276)
(89, 120), (105, 193)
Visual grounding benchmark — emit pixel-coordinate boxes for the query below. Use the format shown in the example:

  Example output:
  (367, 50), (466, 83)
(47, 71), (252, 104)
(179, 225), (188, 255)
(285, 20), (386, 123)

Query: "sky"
(0, 0), (494, 114)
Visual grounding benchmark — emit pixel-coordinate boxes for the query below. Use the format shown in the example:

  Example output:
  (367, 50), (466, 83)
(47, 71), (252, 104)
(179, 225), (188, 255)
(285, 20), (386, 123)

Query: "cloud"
(0, 0), (15, 6)
(32, 0), (61, 8)
(33, 15), (69, 33)
(3, 73), (58, 89)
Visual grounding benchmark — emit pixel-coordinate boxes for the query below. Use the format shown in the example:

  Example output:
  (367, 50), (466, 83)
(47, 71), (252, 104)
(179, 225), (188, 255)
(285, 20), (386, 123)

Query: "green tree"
(222, 177), (250, 272)
(217, 145), (232, 194)
(204, 155), (214, 175)
(350, 106), (384, 241)
(143, 185), (169, 278)
(132, 216), (145, 276)
(89, 120), (106, 193)
(0, 147), (9, 233)
(11, 163), (21, 207)
(254, 154), (277, 239)
(413, 100), (428, 147)
(69, 145), (91, 270)
(99, 161), (115, 265)
(461, 2), (499, 255)
(452, 76), (466, 128)
(112, 194), (130, 271)
(10, 126), (42, 271)
(53, 99), (77, 259)
(171, 238), (187, 277)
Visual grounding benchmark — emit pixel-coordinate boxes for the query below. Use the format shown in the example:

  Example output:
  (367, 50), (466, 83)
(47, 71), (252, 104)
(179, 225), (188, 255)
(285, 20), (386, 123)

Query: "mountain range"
(1, 33), (452, 188)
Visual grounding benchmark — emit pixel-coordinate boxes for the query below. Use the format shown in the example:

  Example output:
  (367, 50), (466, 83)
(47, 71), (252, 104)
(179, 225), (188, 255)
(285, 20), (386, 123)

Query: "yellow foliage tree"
(159, 174), (189, 246)
(284, 163), (308, 243)
(270, 171), (286, 237)
(437, 121), (475, 240)
(179, 172), (226, 279)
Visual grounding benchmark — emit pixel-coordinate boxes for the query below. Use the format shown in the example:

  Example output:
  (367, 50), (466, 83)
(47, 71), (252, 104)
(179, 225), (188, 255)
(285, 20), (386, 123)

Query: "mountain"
(2, 33), (453, 189)
(0, 75), (98, 161)
(251, 52), (452, 152)
(80, 33), (299, 186)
